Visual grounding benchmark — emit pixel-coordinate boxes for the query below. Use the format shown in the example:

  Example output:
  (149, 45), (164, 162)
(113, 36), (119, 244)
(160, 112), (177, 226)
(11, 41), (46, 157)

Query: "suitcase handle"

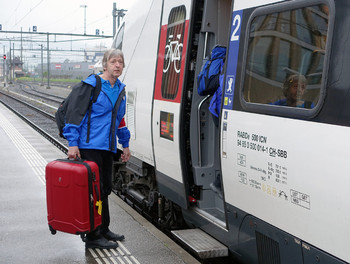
(68, 156), (84, 161)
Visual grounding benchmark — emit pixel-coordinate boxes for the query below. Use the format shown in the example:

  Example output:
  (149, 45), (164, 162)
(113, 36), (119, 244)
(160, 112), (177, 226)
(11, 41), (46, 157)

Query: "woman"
(272, 74), (314, 108)
(63, 48), (131, 249)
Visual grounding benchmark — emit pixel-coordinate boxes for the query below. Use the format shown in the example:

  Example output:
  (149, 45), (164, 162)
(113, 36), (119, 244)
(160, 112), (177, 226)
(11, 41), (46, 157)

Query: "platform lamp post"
(12, 42), (14, 83)
(80, 5), (88, 35)
(40, 44), (43, 85)
(47, 33), (50, 89)
(3, 46), (7, 87)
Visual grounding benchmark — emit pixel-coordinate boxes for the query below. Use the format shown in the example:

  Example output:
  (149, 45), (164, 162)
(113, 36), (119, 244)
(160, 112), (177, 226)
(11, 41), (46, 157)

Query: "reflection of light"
(160, 112), (174, 140)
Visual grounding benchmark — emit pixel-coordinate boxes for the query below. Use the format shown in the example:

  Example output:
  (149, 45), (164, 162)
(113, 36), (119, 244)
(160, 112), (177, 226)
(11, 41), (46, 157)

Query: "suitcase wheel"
(80, 233), (86, 242)
(49, 225), (57, 235)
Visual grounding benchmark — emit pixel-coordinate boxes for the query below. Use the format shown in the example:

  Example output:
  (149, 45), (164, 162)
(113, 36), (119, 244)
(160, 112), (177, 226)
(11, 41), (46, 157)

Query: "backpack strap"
(86, 74), (102, 143)
(92, 74), (102, 103)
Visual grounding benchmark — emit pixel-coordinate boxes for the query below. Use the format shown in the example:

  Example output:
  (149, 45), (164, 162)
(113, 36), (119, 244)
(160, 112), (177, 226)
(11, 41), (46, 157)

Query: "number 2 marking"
(231, 14), (241, 41)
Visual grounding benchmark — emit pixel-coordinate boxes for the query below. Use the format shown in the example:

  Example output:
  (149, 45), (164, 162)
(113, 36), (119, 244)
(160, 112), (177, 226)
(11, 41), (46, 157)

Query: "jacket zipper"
(109, 87), (126, 151)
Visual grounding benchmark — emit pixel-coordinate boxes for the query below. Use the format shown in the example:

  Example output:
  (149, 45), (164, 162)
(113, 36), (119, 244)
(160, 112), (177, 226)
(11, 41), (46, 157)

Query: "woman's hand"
(68, 146), (80, 160)
(121, 147), (131, 162)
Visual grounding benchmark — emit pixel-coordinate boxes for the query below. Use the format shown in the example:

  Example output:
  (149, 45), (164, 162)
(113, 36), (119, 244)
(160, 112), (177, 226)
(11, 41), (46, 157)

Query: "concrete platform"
(0, 102), (200, 264)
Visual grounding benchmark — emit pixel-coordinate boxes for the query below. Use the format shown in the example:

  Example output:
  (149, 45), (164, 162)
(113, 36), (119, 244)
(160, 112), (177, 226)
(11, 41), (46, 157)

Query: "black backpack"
(55, 74), (101, 142)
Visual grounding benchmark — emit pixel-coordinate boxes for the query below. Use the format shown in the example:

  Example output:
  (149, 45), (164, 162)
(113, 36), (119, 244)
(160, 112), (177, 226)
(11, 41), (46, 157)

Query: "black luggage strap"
(80, 161), (95, 232)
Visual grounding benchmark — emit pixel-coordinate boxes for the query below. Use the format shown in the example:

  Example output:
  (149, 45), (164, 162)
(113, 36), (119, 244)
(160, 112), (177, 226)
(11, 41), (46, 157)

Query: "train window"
(160, 111), (174, 141)
(161, 5), (186, 100)
(112, 22), (125, 50)
(241, 2), (331, 116)
(126, 91), (136, 140)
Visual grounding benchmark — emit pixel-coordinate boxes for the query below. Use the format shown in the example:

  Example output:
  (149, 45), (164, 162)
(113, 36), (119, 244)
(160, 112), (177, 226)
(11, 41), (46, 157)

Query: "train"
(110, 0), (350, 263)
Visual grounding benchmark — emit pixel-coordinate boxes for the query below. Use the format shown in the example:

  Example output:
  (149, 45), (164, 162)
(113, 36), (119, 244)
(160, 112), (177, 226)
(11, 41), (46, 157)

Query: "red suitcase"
(45, 159), (102, 239)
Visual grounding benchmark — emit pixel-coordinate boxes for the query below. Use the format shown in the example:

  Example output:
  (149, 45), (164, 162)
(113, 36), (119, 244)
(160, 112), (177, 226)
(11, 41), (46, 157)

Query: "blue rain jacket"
(63, 75), (130, 152)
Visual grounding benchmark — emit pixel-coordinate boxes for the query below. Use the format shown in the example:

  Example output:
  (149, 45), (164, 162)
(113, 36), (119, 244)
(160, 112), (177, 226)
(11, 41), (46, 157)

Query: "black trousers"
(80, 149), (114, 238)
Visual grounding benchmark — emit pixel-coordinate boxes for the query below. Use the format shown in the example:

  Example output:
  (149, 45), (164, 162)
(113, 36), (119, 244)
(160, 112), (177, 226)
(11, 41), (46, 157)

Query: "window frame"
(239, 0), (334, 119)
(112, 22), (125, 50)
(161, 5), (186, 100)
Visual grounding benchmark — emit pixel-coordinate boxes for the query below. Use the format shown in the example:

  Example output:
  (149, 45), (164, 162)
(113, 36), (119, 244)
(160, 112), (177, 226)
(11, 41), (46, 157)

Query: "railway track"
(0, 89), (68, 153)
(19, 83), (65, 104)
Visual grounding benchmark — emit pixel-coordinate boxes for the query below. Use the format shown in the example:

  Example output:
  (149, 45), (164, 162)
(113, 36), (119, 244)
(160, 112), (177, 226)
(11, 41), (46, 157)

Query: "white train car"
(113, 0), (349, 263)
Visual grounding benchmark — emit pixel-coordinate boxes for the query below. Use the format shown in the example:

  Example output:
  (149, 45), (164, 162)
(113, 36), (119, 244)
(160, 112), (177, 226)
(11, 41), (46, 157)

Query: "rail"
(0, 99), (68, 154)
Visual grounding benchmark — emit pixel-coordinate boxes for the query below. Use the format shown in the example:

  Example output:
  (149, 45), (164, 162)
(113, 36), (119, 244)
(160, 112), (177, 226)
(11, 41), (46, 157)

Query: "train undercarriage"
(112, 154), (186, 231)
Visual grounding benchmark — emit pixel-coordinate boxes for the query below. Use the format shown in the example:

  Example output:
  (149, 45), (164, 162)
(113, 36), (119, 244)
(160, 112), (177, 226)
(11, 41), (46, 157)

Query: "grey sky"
(0, 0), (135, 67)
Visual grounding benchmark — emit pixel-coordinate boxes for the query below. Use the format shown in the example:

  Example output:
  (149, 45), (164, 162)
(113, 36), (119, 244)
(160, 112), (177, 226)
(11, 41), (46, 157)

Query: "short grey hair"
(102, 48), (125, 69)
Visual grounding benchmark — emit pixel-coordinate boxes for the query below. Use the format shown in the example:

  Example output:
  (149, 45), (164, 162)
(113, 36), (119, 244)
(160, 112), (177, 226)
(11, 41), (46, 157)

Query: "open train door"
(152, 0), (191, 208)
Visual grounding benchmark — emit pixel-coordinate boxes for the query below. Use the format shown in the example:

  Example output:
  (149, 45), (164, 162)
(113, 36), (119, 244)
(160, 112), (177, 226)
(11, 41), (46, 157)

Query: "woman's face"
(288, 80), (305, 100)
(104, 55), (124, 79)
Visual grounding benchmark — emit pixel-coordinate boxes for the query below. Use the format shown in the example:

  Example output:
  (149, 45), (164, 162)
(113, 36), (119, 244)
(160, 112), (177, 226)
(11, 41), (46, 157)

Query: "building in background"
(13, 57), (24, 77)
(37, 50), (104, 79)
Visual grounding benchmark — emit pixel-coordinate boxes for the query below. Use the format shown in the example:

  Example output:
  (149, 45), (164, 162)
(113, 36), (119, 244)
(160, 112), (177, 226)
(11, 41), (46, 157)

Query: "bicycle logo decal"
(163, 33), (183, 74)
(154, 5), (187, 102)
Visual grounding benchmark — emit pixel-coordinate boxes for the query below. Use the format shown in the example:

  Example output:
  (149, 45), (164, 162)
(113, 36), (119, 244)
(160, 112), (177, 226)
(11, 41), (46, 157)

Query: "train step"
(171, 228), (228, 259)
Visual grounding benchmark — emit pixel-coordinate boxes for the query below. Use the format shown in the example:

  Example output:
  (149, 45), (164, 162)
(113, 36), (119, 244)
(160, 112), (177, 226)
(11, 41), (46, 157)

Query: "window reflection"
(243, 5), (329, 109)
(113, 23), (125, 50)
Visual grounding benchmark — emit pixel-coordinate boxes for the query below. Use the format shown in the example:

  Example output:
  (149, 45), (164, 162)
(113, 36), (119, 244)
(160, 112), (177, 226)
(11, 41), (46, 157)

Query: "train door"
(182, 0), (233, 231)
(152, 0), (192, 208)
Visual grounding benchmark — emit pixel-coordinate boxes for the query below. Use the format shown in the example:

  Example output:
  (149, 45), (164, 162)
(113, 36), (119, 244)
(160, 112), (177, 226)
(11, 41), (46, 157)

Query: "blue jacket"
(271, 98), (315, 109)
(63, 75), (130, 153)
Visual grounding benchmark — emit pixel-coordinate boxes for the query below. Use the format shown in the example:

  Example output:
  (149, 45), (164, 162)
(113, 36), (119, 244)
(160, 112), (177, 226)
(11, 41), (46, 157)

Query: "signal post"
(2, 50), (6, 87)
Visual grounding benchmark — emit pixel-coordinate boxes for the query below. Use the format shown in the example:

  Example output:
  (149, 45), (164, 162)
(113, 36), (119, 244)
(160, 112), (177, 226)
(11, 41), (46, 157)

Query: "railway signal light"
(3, 54), (6, 60)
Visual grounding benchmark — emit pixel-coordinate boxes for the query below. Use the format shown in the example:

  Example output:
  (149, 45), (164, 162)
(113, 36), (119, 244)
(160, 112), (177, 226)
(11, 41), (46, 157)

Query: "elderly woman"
(63, 48), (131, 249)
(272, 74), (314, 108)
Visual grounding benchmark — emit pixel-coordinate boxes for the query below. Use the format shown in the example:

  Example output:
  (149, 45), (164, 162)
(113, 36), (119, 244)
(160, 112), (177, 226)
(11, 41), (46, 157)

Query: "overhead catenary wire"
(3, 0), (23, 26)
(10, 0), (46, 30)
(38, 7), (80, 33)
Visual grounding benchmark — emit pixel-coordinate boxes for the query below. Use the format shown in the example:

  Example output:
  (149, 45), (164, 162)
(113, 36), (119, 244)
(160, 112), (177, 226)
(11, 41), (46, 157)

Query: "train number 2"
(231, 14), (241, 41)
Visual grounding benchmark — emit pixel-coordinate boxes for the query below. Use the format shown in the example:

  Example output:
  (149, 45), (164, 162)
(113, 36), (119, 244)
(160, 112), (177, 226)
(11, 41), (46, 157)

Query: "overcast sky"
(0, 0), (134, 35)
(0, 0), (136, 66)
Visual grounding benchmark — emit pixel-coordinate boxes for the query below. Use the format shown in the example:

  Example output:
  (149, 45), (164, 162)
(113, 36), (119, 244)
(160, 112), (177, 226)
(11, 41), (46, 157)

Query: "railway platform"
(0, 102), (200, 264)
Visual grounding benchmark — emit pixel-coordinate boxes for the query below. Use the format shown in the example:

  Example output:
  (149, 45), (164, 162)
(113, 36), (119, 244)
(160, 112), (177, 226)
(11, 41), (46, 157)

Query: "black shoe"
(103, 230), (125, 241)
(85, 236), (118, 249)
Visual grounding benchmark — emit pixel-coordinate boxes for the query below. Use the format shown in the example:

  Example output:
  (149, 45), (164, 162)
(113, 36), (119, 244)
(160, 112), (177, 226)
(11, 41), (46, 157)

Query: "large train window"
(241, 1), (332, 117)
(161, 5), (186, 100)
